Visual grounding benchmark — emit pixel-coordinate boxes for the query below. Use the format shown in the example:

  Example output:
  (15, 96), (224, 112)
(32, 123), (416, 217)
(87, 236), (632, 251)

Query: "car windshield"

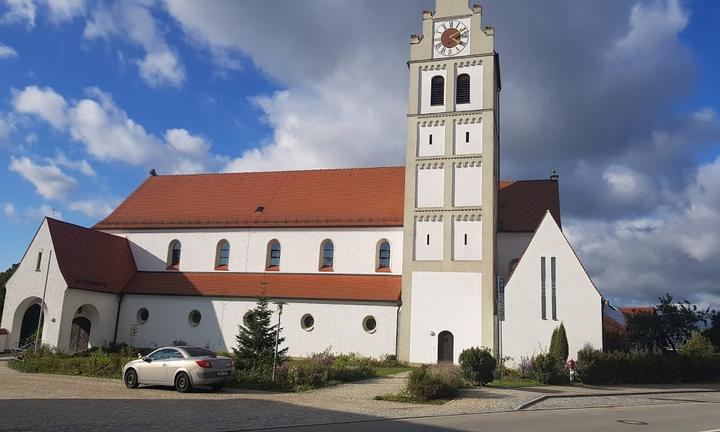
(183, 348), (216, 357)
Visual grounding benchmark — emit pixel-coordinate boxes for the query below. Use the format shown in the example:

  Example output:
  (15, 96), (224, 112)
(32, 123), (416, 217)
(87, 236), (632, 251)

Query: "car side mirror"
(143, 357), (151, 363)
(137, 353), (142, 359)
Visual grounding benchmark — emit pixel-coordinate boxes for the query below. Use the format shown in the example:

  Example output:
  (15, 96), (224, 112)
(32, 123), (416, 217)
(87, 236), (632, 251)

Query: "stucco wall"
(1, 219), (68, 350)
(408, 271), (484, 364)
(501, 214), (603, 365)
(416, 166), (445, 208)
(454, 120), (482, 155)
(117, 295), (398, 358)
(497, 232), (533, 280)
(453, 163), (482, 207)
(452, 220), (482, 261)
(59, 289), (120, 351)
(418, 123), (446, 157)
(108, 227), (403, 275)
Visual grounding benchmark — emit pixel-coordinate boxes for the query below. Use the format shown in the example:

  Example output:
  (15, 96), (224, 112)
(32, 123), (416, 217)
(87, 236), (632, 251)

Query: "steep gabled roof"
(47, 218), (137, 294)
(499, 180), (561, 232)
(94, 167), (406, 230)
(123, 272), (401, 303)
(94, 168), (561, 232)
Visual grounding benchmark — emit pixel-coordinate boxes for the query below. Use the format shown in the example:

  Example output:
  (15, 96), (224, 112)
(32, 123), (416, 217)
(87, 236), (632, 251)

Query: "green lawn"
(485, 378), (543, 388)
(373, 366), (412, 377)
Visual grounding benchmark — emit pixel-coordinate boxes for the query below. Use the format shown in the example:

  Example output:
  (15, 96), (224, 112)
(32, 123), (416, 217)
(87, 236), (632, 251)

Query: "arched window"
(430, 76), (445, 106)
(215, 240), (230, 270)
(456, 73), (470, 104)
(320, 240), (334, 271)
(377, 240), (391, 271)
(167, 240), (181, 270)
(266, 240), (281, 270)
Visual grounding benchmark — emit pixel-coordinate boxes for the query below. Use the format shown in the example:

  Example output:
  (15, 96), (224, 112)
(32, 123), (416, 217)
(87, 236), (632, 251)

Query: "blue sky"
(1, 0), (720, 307)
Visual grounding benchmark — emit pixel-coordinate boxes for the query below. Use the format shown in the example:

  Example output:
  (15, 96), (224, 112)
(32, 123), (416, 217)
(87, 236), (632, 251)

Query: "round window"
(363, 316), (377, 333)
(188, 310), (202, 327)
(243, 311), (252, 327)
(301, 314), (314, 331)
(137, 308), (149, 324)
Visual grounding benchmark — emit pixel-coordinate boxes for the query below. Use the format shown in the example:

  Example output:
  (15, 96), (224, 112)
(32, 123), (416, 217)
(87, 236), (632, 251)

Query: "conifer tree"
(233, 297), (287, 371)
(549, 322), (569, 362)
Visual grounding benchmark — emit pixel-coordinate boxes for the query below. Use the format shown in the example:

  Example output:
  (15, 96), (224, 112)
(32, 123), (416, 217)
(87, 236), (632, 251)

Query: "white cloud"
(0, 111), (15, 141)
(68, 199), (117, 219)
(1, 0), (36, 28)
(164, 128), (208, 155)
(611, 0), (688, 57)
(11, 85), (218, 173)
(49, 151), (96, 176)
(11, 85), (68, 129)
(2, 202), (17, 217)
(0, 41), (17, 58)
(9, 156), (78, 200)
(24, 204), (62, 220)
(45, 0), (84, 22)
(84, 1), (184, 88)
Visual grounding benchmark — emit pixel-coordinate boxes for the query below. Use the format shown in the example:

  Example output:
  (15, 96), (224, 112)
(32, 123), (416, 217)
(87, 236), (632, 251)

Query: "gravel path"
(0, 361), (536, 431)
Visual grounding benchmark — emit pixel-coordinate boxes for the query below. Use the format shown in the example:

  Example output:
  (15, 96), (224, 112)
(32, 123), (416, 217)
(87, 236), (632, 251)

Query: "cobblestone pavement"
(0, 362), (535, 431)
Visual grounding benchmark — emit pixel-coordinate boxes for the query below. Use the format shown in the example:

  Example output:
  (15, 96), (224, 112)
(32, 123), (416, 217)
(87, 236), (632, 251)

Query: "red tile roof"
(620, 307), (656, 315)
(95, 167), (406, 230)
(47, 218), (137, 294)
(123, 272), (401, 303)
(499, 180), (561, 232)
(95, 168), (561, 233)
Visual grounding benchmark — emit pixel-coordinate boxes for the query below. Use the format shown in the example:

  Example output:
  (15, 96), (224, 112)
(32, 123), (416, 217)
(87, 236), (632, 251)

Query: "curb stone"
(513, 389), (720, 411)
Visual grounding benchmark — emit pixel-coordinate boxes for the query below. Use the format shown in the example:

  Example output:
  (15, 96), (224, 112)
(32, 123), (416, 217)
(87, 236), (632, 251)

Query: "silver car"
(123, 346), (234, 392)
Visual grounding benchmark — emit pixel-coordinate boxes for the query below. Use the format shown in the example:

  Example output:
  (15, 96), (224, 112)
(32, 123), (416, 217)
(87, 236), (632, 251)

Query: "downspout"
(112, 293), (124, 345)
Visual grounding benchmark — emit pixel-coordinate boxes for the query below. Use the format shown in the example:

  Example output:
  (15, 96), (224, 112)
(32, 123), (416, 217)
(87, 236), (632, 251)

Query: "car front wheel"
(124, 369), (139, 389)
(175, 372), (192, 393)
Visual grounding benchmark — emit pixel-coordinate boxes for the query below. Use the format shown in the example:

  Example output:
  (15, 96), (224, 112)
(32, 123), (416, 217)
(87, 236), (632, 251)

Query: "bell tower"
(398, 0), (500, 363)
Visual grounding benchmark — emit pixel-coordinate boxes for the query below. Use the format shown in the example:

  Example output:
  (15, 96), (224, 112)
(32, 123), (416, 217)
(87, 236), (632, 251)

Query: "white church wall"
(112, 227), (403, 275)
(58, 289), (120, 351)
(497, 232), (534, 280)
(453, 163), (482, 207)
(501, 213), (603, 366)
(454, 119), (482, 155)
(452, 219), (482, 261)
(455, 62), (483, 112)
(1, 219), (68, 351)
(416, 165), (445, 208)
(408, 271), (484, 364)
(414, 219), (444, 261)
(418, 122), (445, 157)
(117, 295), (398, 358)
(420, 68), (447, 114)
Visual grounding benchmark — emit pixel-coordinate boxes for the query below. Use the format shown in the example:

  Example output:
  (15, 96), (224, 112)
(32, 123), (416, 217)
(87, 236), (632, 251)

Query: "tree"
(549, 322), (569, 362)
(0, 263), (19, 321)
(626, 294), (709, 353)
(703, 310), (720, 350)
(679, 333), (716, 356)
(233, 297), (288, 372)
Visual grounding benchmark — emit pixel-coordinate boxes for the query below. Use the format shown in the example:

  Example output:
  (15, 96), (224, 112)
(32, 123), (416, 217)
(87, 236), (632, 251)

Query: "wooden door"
(69, 317), (91, 353)
(437, 331), (454, 363)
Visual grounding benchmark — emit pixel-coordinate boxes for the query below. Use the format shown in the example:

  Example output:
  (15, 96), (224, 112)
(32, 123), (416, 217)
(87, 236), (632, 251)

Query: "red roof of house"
(603, 315), (626, 333)
(499, 180), (561, 232)
(620, 307), (656, 315)
(123, 272), (401, 303)
(47, 218), (137, 294)
(95, 167), (561, 233)
(95, 167), (406, 230)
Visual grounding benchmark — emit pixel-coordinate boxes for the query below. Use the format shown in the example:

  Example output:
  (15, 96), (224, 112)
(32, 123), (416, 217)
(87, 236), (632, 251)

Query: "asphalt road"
(262, 402), (720, 432)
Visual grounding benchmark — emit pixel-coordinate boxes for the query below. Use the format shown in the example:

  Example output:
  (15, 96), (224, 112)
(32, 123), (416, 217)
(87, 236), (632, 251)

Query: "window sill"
(376, 267), (391, 273)
(166, 265), (179, 271)
(266, 265), (280, 272)
(215, 266), (228, 271)
(319, 267), (334, 272)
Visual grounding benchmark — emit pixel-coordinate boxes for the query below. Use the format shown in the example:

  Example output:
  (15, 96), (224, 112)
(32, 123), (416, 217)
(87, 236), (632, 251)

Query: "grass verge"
(486, 378), (543, 388)
(373, 367), (412, 377)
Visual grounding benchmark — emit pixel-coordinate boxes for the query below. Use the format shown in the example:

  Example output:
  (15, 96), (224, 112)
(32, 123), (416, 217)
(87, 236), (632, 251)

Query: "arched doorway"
(437, 330), (454, 363)
(19, 303), (43, 345)
(69, 317), (91, 353)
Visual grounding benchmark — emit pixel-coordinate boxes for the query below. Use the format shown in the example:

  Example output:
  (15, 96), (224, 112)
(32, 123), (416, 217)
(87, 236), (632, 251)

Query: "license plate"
(216, 371), (229, 376)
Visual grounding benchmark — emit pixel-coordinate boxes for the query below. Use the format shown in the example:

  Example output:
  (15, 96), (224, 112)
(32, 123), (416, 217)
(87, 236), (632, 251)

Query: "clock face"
(433, 20), (469, 57)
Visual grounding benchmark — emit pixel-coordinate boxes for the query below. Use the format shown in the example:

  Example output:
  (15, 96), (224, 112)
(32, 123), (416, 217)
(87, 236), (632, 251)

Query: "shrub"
(549, 323), (569, 362)
(576, 347), (720, 385)
(405, 365), (464, 401)
(458, 347), (496, 385)
(11, 347), (135, 379)
(530, 353), (568, 385)
(679, 333), (716, 357)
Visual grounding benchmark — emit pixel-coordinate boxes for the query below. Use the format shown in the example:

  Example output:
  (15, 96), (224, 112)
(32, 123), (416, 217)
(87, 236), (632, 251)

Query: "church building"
(0, 0), (604, 365)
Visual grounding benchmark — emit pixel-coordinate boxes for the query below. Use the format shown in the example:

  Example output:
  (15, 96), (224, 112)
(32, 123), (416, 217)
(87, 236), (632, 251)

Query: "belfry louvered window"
(456, 73), (470, 104)
(430, 76), (445, 106)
